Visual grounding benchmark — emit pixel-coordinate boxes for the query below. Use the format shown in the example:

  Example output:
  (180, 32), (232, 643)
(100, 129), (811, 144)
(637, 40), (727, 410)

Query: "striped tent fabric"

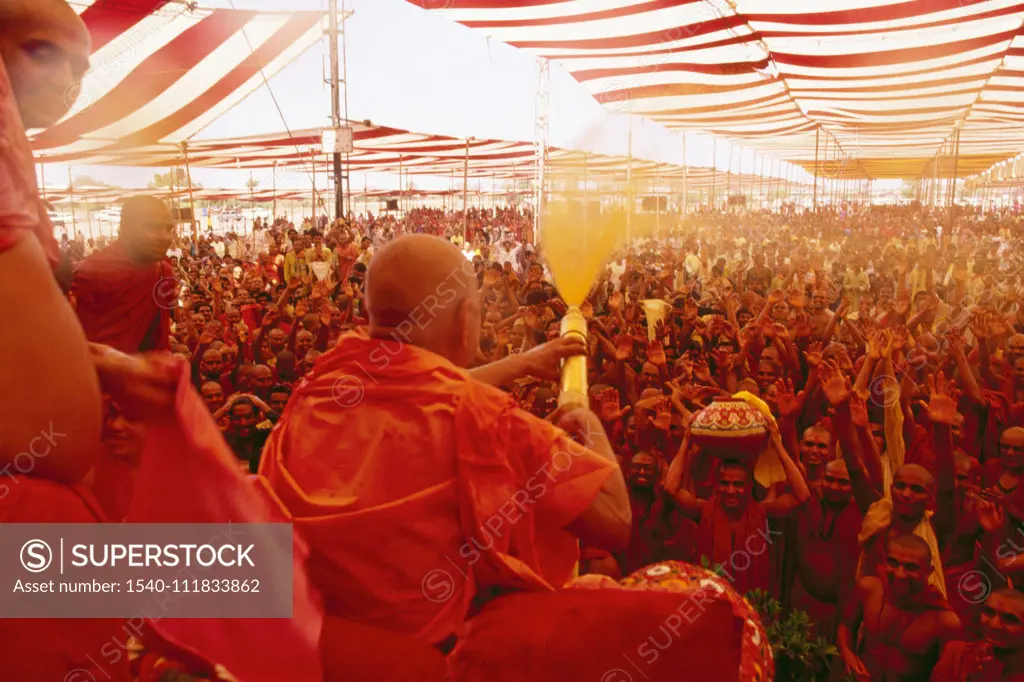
(408, 0), (1024, 179)
(30, 0), (326, 161)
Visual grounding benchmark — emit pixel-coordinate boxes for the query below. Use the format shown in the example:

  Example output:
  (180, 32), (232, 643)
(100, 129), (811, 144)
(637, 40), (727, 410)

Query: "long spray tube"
(558, 306), (589, 409)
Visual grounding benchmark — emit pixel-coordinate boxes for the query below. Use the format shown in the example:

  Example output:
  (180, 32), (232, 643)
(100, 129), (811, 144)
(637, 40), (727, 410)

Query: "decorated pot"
(690, 397), (769, 459)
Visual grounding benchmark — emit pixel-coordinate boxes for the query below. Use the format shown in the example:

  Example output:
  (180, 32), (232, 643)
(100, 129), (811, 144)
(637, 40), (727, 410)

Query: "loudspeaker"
(172, 207), (194, 222)
(385, 199), (399, 211)
(727, 195), (746, 207)
(641, 196), (667, 211)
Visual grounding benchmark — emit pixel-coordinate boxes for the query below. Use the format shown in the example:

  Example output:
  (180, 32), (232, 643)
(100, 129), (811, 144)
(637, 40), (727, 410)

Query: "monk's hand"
(89, 344), (179, 423)
(520, 335), (587, 381)
(841, 648), (870, 682)
(552, 406), (606, 449)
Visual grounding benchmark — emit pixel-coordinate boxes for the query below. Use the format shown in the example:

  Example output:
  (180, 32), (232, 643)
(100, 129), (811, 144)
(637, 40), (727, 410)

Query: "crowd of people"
(59, 192), (1024, 681)
(6, 1), (1024, 681)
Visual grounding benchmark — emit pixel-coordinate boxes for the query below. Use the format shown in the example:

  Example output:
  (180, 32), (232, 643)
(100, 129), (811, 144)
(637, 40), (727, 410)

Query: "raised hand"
(787, 288), (806, 309)
(648, 339), (667, 367)
(925, 372), (962, 425)
(818, 360), (852, 406)
(793, 313), (813, 339)
(608, 292), (623, 311)
(614, 334), (633, 362)
(653, 398), (672, 431)
(693, 357), (713, 384)
(976, 496), (1006, 533)
(892, 291), (911, 317)
(598, 388), (630, 423)
(775, 378), (802, 418)
(805, 340), (824, 368)
(849, 393), (870, 428)
(682, 297), (699, 321)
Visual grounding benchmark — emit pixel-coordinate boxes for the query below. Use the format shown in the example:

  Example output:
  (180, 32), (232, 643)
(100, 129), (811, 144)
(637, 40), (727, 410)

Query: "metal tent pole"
(181, 142), (199, 242)
(812, 129), (820, 210)
(463, 139), (470, 243)
(682, 133), (688, 216)
(67, 168), (77, 238)
(711, 137), (717, 211)
(328, 0), (344, 219)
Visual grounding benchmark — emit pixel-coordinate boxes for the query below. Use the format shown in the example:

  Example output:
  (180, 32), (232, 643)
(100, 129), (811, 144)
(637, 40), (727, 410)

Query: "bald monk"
(260, 235), (629, 662)
(839, 534), (961, 682)
(0, 0), (99, 483)
(820, 362), (956, 597)
(790, 458), (868, 642)
(983, 427), (1024, 499)
(73, 195), (177, 353)
(664, 421), (810, 595)
(931, 588), (1024, 681)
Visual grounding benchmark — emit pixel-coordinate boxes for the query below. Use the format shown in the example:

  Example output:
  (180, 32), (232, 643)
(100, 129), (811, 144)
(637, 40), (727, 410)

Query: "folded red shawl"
(73, 241), (175, 353)
(126, 358), (323, 682)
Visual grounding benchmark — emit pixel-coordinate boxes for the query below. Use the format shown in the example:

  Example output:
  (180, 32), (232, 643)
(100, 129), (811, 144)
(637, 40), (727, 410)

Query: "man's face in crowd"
(1000, 428), (1024, 470)
(810, 290), (828, 311)
(628, 453), (658, 489)
(198, 304), (213, 320)
(639, 363), (660, 390)
(717, 464), (749, 511)
(879, 285), (893, 306)
(884, 540), (931, 600)
(756, 360), (778, 392)
(800, 427), (831, 471)
(231, 403), (258, 438)
(269, 390), (290, 415)
(200, 349), (223, 378)
(295, 330), (314, 358)
(509, 324), (526, 349)
(891, 466), (932, 519)
(954, 455), (977, 497)
(250, 366), (273, 395)
(0, 0), (91, 129)
(981, 591), (1024, 652)
(226, 308), (241, 326)
(821, 460), (853, 506)
(267, 329), (286, 353)
(200, 383), (224, 412)
(1008, 335), (1024, 367)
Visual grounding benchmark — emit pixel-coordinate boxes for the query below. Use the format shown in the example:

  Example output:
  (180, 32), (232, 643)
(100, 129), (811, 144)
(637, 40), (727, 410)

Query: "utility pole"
(328, 0), (344, 220)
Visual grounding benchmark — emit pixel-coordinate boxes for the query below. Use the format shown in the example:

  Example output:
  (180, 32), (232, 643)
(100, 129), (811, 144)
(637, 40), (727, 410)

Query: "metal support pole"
(812, 128), (820, 210)
(463, 139), (470, 243)
(711, 137), (717, 211)
(948, 127), (961, 225)
(328, 0), (344, 220)
(272, 162), (278, 221)
(681, 134), (688, 216)
(67, 168), (77, 238)
(180, 142), (198, 241)
(311, 149), (317, 222)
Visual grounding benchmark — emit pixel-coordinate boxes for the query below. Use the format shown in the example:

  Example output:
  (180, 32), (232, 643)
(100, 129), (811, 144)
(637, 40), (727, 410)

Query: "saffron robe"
(260, 332), (616, 645)
(72, 241), (175, 353)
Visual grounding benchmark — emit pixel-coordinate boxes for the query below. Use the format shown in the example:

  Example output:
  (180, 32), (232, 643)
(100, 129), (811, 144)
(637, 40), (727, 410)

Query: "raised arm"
(925, 372), (960, 545)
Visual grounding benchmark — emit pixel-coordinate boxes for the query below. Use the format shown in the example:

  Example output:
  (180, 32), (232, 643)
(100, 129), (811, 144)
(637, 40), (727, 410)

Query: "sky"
(41, 0), (811, 194)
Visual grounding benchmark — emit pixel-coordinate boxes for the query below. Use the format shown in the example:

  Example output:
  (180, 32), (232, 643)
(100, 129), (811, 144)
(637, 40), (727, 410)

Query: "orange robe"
(695, 496), (772, 597)
(72, 241), (175, 353)
(260, 332), (616, 646)
(0, 58), (58, 265)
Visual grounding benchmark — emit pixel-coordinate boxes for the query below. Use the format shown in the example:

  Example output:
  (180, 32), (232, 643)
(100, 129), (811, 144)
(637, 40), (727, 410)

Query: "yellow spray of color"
(540, 171), (629, 409)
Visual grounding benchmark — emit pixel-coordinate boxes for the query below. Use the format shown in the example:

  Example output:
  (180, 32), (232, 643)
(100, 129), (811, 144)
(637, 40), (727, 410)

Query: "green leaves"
(745, 590), (838, 682)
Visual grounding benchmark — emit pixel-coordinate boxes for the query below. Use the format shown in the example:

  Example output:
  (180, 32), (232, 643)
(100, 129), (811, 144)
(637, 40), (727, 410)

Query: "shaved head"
(0, 0), (90, 128)
(366, 235), (480, 366)
(887, 533), (933, 565)
(119, 196), (175, 263)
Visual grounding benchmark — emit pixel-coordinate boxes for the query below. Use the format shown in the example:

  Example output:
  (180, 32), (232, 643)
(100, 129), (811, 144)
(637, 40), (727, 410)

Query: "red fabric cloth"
(448, 589), (750, 682)
(0, 58), (58, 265)
(126, 358), (323, 682)
(0, 478), (134, 682)
(260, 332), (615, 645)
(72, 241), (175, 353)
(695, 496), (772, 596)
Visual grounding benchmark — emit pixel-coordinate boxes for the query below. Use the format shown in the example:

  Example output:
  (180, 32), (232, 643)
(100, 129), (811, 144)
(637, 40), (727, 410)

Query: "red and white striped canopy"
(29, 1), (325, 160)
(408, 0), (1024, 179)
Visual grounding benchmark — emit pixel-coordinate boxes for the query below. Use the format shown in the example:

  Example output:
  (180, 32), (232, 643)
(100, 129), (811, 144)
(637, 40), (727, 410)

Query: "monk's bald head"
(1, 0), (90, 129)
(119, 196), (175, 263)
(366, 235), (481, 367)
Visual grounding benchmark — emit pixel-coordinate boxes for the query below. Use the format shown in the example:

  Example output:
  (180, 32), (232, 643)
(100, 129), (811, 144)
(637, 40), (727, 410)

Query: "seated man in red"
(261, 234), (631, 651)
(73, 195), (176, 353)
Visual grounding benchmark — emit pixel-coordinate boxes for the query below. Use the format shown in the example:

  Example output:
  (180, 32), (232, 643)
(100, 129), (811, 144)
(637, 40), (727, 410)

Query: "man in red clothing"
(261, 234), (630, 655)
(73, 195), (177, 353)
